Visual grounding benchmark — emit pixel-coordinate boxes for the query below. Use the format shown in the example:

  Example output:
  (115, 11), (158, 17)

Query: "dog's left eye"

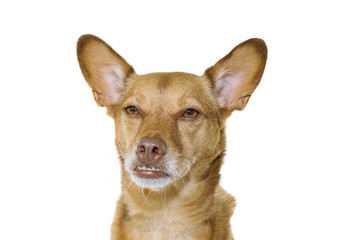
(125, 106), (139, 115)
(182, 109), (199, 118)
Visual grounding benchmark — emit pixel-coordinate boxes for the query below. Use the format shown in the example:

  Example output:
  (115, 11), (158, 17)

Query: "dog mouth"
(134, 166), (169, 179)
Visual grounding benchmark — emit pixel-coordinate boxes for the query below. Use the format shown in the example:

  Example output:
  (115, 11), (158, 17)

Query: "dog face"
(113, 72), (221, 189)
(77, 35), (267, 190)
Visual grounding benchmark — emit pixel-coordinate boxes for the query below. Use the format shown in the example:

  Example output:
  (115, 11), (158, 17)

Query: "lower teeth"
(138, 166), (160, 171)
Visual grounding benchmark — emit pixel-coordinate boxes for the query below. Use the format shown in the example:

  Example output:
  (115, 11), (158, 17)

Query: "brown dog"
(77, 34), (267, 240)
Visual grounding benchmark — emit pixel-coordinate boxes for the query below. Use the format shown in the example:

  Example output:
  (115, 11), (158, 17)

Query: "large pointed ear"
(204, 38), (267, 111)
(77, 34), (135, 107)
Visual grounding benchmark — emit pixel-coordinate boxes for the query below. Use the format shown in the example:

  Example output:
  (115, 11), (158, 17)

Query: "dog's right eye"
(182, 108), (199, 118)
(125, 106), (139, 115)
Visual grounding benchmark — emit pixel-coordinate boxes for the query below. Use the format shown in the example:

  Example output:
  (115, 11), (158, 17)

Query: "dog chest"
(122, 214), (212, 240)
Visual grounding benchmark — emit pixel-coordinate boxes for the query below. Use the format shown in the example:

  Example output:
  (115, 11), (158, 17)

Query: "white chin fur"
(130, 172), (172, 190)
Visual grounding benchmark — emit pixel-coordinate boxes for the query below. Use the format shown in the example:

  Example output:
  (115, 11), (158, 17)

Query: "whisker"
(177, 159), (193, 175)
(174, 168), (186, 188)
(127, 80), (140, 102)
(210, 142), (222, 157)
(139, 187), (151, 211)
(161, 187), (167, 212)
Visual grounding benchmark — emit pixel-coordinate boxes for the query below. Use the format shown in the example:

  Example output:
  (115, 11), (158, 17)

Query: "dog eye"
(182, 109), (199, 118)
(125, 106), (139, 115)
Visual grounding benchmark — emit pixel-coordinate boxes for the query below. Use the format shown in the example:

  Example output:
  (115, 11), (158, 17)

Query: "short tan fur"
(77, 34), (267, 240)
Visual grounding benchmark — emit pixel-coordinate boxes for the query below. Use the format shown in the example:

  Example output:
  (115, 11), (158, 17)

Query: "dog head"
(77, 35), (267, 190)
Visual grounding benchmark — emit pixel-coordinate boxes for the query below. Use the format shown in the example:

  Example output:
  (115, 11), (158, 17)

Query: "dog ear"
(77, 34), (135, 107)
(204, 38), (267, 111)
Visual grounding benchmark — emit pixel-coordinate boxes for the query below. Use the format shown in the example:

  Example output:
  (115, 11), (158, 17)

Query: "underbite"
(134, 166), (169, 179)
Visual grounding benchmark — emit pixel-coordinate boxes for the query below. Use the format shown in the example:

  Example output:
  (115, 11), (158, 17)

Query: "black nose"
(136, 137), (167, 165)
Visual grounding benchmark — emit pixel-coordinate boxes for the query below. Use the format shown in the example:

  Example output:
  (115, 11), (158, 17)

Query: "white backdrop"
(0, 1), (359, 239)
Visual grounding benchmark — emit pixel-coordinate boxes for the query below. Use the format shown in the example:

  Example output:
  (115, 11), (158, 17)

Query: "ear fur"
(77, 34), (135, 107)
(204, 38), (267, 111)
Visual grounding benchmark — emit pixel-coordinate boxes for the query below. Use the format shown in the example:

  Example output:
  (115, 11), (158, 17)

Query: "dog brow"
(127, 79), (140, 103)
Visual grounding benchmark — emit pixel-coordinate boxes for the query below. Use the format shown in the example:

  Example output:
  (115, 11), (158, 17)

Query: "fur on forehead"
(120, 72), (220, 113)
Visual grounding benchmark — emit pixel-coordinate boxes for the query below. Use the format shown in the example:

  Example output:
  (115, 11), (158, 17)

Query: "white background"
(0, 1), (359, 239)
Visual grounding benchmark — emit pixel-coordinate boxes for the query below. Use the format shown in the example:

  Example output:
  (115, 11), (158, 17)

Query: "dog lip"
(134, 166), (168, 179)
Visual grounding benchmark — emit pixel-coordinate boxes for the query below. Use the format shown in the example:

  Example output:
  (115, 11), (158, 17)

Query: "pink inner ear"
(99, 65), (125, 103)
(218, 71), (245, 105)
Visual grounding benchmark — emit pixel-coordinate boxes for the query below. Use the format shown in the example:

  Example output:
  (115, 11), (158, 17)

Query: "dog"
(77, 34), (267, 240)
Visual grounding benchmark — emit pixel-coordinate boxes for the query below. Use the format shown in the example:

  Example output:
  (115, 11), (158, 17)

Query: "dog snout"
(136, 137), (167, 165)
